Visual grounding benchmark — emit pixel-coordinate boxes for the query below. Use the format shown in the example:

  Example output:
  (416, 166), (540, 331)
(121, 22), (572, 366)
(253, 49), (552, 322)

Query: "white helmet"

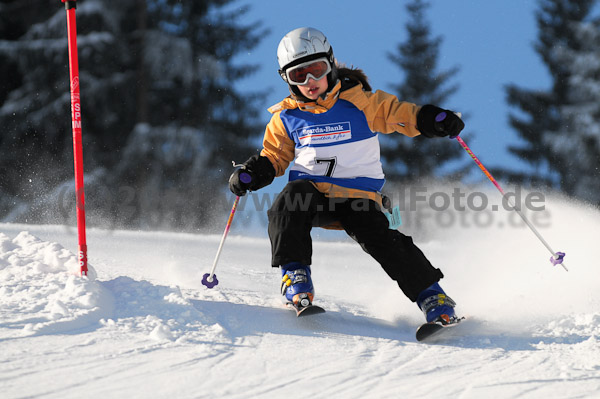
(277, 27), (336, 84)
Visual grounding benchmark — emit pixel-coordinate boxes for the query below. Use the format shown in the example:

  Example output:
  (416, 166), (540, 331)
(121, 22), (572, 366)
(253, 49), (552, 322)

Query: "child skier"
(229, 27), (464, 324)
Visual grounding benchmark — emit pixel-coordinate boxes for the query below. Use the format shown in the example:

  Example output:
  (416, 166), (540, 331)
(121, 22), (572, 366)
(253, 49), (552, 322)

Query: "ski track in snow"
(1, 192), (599, 398)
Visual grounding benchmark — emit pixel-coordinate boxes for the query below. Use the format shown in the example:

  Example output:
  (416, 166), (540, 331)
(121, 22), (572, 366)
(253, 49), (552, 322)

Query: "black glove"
(228, 155), (275, 196)
(417, 104), (464, 138)
(229, 168), (254, 196)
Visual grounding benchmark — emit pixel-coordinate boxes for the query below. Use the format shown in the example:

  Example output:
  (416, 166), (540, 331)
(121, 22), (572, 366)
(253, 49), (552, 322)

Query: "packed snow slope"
(1, 191), (599, 399)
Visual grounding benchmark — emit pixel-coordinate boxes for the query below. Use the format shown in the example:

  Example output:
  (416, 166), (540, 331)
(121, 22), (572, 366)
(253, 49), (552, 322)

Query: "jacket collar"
(268, 80), (342, 114)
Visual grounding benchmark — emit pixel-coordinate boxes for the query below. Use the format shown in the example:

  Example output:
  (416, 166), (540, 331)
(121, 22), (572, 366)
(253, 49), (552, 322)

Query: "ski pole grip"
(435, 111), (462, 139)
(435, 112), (447, 122)
(448, 112), (462, 139)
(239, 172), (252, 184)
(232, 161), (252, 185)
(434, 112), (447, 133)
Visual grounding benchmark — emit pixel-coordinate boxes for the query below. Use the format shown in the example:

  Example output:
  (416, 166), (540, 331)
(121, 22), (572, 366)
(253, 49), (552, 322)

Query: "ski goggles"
(284, 57), (331, 85)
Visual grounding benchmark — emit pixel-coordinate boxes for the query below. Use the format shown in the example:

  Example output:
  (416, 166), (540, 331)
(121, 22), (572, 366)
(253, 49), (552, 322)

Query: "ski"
(416, 317), (465, 342)
(286, 302), (326, 317)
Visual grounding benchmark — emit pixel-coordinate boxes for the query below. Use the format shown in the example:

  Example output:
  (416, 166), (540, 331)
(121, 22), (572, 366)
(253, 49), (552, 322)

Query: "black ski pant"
(267, 179), (444, 302)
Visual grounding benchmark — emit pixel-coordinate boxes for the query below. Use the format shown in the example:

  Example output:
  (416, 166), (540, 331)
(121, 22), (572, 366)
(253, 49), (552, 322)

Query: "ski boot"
(280, 262), (314, 308)
(416, 282), (459, 325)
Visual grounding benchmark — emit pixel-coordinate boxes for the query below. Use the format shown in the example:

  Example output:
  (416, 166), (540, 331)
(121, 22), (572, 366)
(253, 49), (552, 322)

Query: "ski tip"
(416, 323), (444, 342)
(416, 316), (465, 342)
(286, 303), (326, 317)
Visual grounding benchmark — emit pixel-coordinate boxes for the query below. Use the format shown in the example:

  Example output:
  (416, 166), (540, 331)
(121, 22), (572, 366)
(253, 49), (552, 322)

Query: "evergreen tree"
(382, 0), (463, 182)
(505, 0), (600, 203)
(109, 0), (268, 230)
(0, 0), (267, 229)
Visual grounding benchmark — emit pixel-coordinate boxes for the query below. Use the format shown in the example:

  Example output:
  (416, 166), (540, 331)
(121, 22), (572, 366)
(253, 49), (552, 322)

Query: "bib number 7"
(315, 157), (337, 177)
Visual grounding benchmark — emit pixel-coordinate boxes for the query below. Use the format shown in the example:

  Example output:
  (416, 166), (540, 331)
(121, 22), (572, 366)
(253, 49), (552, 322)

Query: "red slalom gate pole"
(62, 0), (88, 276)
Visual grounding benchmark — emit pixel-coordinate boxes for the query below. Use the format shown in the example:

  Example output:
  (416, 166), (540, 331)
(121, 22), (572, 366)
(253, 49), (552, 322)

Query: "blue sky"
(231, 0), (550, 178)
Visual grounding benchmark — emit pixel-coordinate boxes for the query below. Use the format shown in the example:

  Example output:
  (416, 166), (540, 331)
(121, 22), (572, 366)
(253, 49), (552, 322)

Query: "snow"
(1, 192), (599, 398)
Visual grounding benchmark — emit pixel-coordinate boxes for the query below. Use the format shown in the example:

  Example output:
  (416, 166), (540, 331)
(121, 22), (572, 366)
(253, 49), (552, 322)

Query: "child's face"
(297, 77), (329, 100)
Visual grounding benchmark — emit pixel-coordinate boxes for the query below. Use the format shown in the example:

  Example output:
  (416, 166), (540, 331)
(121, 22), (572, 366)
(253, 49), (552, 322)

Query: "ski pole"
(201, 196), (240, 288)
(454, 135), (567, 271)
(62, 0), (88, 277)
(202, 169), (252, 288)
